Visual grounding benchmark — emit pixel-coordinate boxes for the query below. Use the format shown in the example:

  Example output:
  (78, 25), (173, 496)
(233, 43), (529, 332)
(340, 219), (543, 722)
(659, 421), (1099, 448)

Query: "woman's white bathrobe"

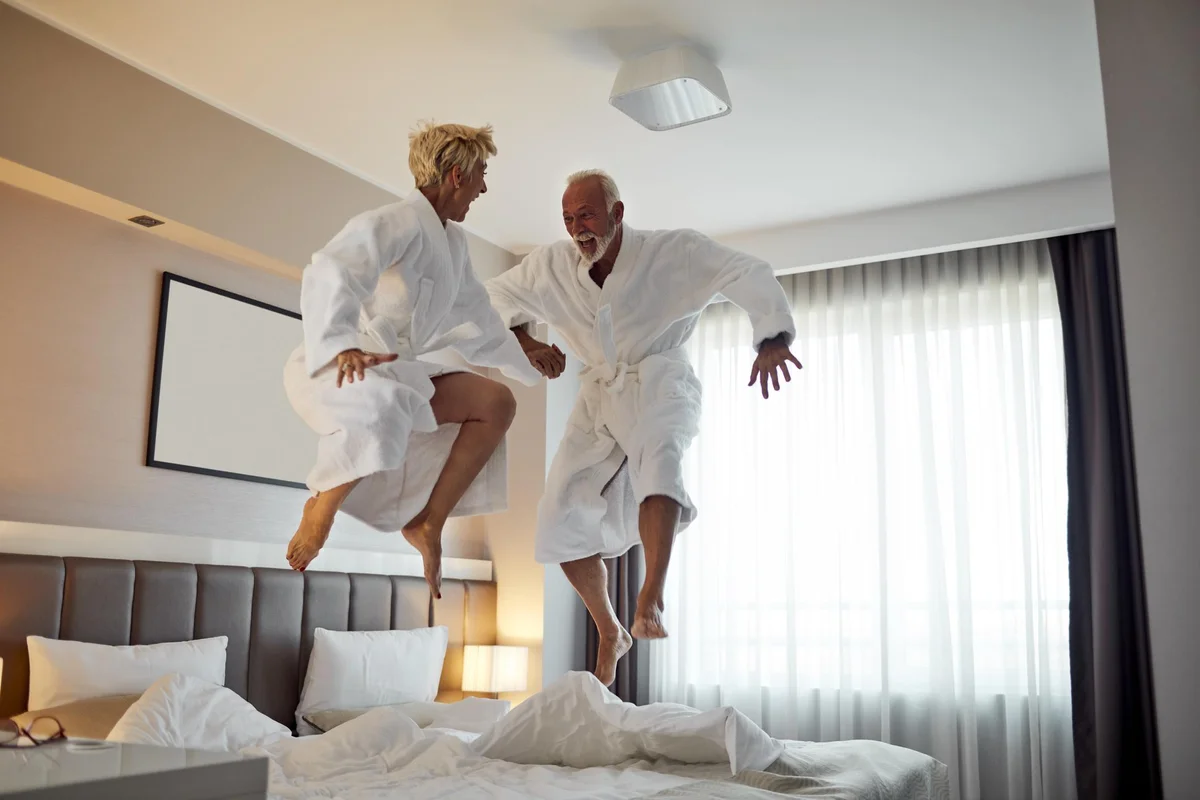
(486, 225), (796, 564)
(284, 191), (541, 532)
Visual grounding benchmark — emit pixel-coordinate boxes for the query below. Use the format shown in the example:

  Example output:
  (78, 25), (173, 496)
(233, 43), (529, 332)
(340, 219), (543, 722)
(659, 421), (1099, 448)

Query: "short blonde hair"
(565, 169), (620, 211)
(408, 121), (496, 188)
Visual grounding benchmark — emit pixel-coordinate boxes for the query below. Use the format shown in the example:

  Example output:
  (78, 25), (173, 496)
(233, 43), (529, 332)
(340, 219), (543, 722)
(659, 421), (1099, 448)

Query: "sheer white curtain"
(649, 240), (1075, 800)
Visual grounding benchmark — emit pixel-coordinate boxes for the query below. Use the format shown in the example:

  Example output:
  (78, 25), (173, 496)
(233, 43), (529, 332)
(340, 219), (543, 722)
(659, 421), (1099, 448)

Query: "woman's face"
(448, 162), (488, 223)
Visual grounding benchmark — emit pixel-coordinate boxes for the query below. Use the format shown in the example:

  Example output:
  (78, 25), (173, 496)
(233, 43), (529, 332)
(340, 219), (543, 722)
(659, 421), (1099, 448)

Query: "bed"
(0, 552), (949, 799)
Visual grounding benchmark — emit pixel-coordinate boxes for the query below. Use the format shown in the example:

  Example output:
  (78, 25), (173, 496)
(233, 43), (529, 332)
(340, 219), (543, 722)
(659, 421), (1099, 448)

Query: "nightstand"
(0, 740), (267, 800)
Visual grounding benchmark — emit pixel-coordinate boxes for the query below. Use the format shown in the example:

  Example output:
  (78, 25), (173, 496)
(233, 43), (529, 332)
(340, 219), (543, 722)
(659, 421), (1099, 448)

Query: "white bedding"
(115, 671), (949, 799)
(108, 673), (291, 752)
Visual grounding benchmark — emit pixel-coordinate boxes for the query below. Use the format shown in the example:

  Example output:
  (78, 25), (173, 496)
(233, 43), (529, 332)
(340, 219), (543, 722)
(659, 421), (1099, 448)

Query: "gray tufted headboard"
(0, 553), (496, 726)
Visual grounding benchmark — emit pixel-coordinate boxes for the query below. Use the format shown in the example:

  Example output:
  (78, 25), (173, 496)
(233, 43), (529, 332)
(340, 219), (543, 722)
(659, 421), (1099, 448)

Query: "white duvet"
(111, 672), (948, 799)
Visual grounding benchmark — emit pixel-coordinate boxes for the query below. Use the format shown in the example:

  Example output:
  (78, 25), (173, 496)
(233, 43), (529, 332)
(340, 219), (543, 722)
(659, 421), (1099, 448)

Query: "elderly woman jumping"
(282, 122), (546, 596)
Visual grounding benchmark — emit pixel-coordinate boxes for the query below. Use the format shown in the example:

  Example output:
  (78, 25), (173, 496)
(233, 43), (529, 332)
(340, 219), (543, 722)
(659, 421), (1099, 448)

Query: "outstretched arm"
(485, 254), (543, 332)
(485, 251), (566, 379)
(445, 265), (545, 387)
(301, 208), (417, 376)
(685, 231), (802, 398)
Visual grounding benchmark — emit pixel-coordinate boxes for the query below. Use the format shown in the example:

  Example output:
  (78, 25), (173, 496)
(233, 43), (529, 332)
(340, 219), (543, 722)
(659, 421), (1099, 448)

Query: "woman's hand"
(336, 349), (398, 388)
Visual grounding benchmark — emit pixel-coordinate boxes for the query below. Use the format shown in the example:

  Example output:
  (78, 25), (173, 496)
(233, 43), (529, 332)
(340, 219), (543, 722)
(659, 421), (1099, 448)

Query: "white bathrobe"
(283, 191), (541, 532)
(486, 225), (796, 564)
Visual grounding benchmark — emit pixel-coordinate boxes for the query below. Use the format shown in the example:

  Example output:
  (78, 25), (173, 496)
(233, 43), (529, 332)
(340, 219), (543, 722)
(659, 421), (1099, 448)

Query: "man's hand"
(513, 327), (566, 379)
(748, 334), (802, 399)
(525, 339), (567, 379)
(336, 348), (398, 388)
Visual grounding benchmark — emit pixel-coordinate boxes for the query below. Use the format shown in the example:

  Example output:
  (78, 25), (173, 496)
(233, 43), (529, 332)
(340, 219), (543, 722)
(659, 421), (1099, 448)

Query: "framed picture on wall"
(146, 272), (316, 488)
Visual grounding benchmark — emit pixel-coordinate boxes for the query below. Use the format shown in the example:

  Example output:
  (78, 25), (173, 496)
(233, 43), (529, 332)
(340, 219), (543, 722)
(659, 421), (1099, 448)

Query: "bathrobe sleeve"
(485, 249), (548, 336)
(447, 264), (544, 386)
(683, 230), (796, 350)
(301, 207), (420, 375)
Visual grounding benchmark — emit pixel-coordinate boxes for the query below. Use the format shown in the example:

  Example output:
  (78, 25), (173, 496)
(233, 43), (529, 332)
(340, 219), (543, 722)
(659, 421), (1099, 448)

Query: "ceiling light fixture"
(609, 45), (732, 132)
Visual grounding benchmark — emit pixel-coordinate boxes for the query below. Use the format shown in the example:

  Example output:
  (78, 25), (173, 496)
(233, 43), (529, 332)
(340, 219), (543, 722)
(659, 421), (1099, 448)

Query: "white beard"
(573, 226), (617, 266)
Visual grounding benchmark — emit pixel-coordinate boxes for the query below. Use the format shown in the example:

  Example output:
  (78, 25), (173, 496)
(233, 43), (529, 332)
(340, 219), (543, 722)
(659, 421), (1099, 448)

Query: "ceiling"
(7, 0), (1110, 253)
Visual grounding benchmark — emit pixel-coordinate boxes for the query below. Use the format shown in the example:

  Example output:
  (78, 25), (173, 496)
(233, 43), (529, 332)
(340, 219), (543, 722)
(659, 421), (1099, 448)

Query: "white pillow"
(108, 673), (291, 752)
(26, 635), (228, 711)
(296, 627), (448, 734)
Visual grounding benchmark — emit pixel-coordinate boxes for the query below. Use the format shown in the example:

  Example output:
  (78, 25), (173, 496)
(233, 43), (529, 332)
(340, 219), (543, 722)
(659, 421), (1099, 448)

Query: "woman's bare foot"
(402, 511), (445, 599)
(594, 627), (633, 687)
(631, 594), (668, 640)
(287, 495), (335, 571)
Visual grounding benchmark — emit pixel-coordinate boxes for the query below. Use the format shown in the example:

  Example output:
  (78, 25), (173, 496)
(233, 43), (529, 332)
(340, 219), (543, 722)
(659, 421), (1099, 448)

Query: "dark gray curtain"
(584, 547), (641, 703)
(1048, 229), (1162, 800)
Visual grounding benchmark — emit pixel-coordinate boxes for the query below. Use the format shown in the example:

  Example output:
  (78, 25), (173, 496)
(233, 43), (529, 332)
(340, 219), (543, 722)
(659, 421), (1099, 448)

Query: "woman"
(282, 122), (546, 597)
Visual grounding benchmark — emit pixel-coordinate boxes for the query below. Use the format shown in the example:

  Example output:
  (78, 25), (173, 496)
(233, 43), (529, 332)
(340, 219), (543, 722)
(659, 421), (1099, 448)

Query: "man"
(487, 170), (800, 685)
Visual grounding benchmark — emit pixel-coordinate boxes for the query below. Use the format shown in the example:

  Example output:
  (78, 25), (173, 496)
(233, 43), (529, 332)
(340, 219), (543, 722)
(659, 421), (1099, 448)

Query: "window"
(650, 240), (1074, 800)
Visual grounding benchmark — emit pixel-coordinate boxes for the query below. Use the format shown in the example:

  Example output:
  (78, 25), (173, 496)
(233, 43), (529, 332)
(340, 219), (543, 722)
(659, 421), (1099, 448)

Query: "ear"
(610, 200), (625, 226)
(448, 164), (463, 189)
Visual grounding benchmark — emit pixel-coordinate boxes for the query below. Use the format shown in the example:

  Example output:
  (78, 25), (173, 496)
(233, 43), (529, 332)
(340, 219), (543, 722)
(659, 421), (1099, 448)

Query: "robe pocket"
(639, 358), (702, 413)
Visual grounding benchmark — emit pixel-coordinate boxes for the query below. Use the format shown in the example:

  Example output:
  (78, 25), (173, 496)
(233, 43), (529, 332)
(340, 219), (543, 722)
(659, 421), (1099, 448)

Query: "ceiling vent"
(609, 45), (732, 132)
(129, 215), (164, 228)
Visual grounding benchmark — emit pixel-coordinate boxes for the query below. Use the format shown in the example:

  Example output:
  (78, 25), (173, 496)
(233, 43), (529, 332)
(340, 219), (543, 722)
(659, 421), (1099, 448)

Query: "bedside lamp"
(461, 645), (528, 696)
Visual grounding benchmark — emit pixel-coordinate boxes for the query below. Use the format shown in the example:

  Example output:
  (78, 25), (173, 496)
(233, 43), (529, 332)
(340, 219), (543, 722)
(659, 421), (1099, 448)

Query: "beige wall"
(0, 182), (487, 559)
(1093, 2), (1200, 797)
(486, 373), (549, 702)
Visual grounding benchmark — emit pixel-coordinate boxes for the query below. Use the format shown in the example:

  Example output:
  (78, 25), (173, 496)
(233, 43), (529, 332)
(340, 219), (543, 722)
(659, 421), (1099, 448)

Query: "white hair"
(565, 169), (620, 211)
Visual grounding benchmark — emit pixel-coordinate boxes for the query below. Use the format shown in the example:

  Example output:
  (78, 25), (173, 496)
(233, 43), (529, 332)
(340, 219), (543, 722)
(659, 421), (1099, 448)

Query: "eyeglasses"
(0, 716), (66, 748)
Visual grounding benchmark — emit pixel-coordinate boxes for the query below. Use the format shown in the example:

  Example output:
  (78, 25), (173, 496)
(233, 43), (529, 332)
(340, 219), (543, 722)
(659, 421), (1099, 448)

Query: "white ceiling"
(9, 0), (1109, 253)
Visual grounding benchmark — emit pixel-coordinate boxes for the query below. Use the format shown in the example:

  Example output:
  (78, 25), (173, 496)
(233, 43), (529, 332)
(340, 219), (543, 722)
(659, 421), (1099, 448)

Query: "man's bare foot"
(631, 595), (668, 640)
(594, 627), (633, 687)
(287, 495), (335, 571)
(402, 512), (445, 599)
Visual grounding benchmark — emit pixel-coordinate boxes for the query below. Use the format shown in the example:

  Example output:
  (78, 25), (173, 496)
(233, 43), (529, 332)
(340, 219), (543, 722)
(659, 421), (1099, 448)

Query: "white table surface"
(0, 739), (268, 800)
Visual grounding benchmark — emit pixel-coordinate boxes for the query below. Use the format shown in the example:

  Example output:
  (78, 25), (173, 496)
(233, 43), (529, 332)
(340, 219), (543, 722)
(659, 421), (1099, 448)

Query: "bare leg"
(631, 494), (681, 640)
(403, 372), (517, 598)
(561, 556), (633, 687)
(287, 479), (360, 571)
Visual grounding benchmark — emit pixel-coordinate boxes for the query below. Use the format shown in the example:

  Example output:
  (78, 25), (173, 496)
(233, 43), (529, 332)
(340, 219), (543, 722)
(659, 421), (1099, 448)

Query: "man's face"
(562, 178), (621, 265)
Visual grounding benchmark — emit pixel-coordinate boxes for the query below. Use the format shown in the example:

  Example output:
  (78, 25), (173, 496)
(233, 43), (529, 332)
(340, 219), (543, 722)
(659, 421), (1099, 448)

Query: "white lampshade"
(461, 645), (528, 694)
(609, 45), (732, 131)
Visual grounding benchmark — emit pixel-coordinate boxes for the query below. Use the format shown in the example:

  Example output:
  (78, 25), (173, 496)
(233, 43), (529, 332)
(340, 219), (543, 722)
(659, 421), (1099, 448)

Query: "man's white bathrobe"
(486, 225), (796, 564)
(283, 191), (541, 532)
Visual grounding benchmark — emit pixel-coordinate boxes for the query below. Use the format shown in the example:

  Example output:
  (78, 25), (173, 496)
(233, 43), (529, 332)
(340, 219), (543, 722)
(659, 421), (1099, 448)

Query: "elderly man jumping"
(487, 170), (801, 685)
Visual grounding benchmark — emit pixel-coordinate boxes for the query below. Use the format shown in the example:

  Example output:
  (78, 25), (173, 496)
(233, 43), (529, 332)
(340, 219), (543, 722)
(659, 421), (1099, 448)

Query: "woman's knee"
(430, 373), (517, 427)
(484, 380), (518, 428)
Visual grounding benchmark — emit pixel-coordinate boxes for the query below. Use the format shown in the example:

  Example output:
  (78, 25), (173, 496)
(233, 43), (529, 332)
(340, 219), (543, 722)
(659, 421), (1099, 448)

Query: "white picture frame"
(146, 272), (316, 488)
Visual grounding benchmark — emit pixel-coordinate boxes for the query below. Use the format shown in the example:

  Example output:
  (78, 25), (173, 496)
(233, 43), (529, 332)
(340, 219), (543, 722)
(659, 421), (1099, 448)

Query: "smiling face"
(562, 176), (623, 264)
(445, 161), (488, 223)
